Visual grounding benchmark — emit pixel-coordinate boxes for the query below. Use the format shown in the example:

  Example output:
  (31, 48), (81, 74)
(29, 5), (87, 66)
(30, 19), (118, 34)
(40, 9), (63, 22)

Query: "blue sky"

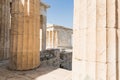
(43, 0), (73, 28)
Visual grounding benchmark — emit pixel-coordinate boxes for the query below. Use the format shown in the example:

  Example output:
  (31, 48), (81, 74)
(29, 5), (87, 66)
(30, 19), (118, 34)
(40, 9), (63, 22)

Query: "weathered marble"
(40, 2), (50, 51)
(96, 0), (107, 80)
(73, 0), (96, 80)
(117, 0), (120, 79)
(73, 0), (119, 80)
(9, 0), (40, 70)
(106, 0), (117, 79)
(0, 0), (10, 61)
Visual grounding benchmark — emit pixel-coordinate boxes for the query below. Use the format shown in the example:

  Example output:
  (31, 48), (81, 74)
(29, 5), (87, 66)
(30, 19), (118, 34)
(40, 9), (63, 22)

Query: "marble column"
(40, 29), (42, 51)
(117, 0), (120, 79)
(0, 0), (10, 61)
(73, 0), (96, 80)
(96, 0), (107, 80)
(40, 15), (46, 51)
(106, 0), (117, 79)
(42, 16), (46, 50)
(48, 30), (51, 48)
(50, 31), (52, 48)
(55, 30), (58, 48)
(40, 15), (42, 51)
(52, 30), (54, 48)
(46, 31), (49, 48)
(9, 0), (40, 70)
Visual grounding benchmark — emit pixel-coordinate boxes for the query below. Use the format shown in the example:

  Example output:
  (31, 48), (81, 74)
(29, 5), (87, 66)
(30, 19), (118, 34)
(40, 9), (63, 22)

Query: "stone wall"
(40, 49), (72, 70)
(40, 49), (60, 68)
(57, 28), (72, 49)
(60, 51), (72, 70)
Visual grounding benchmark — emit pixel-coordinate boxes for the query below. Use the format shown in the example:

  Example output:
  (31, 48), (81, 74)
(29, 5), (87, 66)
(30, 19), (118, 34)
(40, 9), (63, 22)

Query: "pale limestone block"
(73, 59), (96, 80)
(96, 3), (107, 80)
(86, 28), (96, 62)
(117, 29), (120, 80)
(118, 3), (120, 80)
(73, 29), (86, 60)
(73, 0), (87, 60)
(73, 0), (96, 80)
(106, 0), (116, 28)
(86, 62), (96, 80)
(117, 29), (120, 61)
(96, 0), (106, 28)
(72, 59), (86, 80)
(86, 0), (96, 62)
(106, 0), (117, 80)
(96, 62), (106, 80)
(96, 28), (106, 62)
(106, 28), (117, 62)
(106, 28), (117, 80)
(73, 0), (87, 29)
(118, 0), (120, 29)
(107, 62), (117, 80)
(87, 0), (96, 28)
(118, 62), (120, 80)
(96, 0), (106, 63)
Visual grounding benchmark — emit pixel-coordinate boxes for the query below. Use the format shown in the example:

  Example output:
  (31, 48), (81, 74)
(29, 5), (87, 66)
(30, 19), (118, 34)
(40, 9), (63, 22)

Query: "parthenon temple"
(0, 0), (120, 80)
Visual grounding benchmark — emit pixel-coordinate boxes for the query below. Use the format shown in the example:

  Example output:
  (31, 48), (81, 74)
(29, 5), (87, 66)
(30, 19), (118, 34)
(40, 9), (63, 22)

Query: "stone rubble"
(40, 49), (72, 70)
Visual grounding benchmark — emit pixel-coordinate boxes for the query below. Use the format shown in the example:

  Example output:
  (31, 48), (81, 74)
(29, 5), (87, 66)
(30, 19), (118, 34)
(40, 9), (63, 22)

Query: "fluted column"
(9, 0), (40, 70)
(48, 30), (51, 48)
(40, 15), (46, 51)
(73, 0), (96, 79)
(106, 0), (117, 79)
(96, 0), (107, 80)
(117, 0), (120, 79)
(42, 16), (46, 50)
(55, 31), (58, 48)
(0, 0), (10, 61)
(52, 30), (54, 48)
(40, 28), (42, 51)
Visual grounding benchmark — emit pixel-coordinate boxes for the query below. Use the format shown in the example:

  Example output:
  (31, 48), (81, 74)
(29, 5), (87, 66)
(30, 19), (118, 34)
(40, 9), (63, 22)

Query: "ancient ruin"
(40, 2), (50, 51)
(9, 0), (40, 70)
(73, 0), (120, 80)
(46, 24), (73, 49)
(1, 0), (120, 80)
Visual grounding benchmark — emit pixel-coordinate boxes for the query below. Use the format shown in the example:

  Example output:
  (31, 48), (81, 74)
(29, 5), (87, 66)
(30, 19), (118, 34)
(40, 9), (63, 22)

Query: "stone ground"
(0, 60), (72, 80)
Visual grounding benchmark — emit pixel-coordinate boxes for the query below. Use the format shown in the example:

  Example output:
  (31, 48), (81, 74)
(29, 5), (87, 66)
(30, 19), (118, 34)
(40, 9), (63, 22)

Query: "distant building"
(46, 24), (73, 49)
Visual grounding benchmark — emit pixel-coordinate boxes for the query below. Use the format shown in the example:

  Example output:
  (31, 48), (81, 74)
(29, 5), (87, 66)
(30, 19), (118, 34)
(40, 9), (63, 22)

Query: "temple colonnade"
(73, 0), (120, 80)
